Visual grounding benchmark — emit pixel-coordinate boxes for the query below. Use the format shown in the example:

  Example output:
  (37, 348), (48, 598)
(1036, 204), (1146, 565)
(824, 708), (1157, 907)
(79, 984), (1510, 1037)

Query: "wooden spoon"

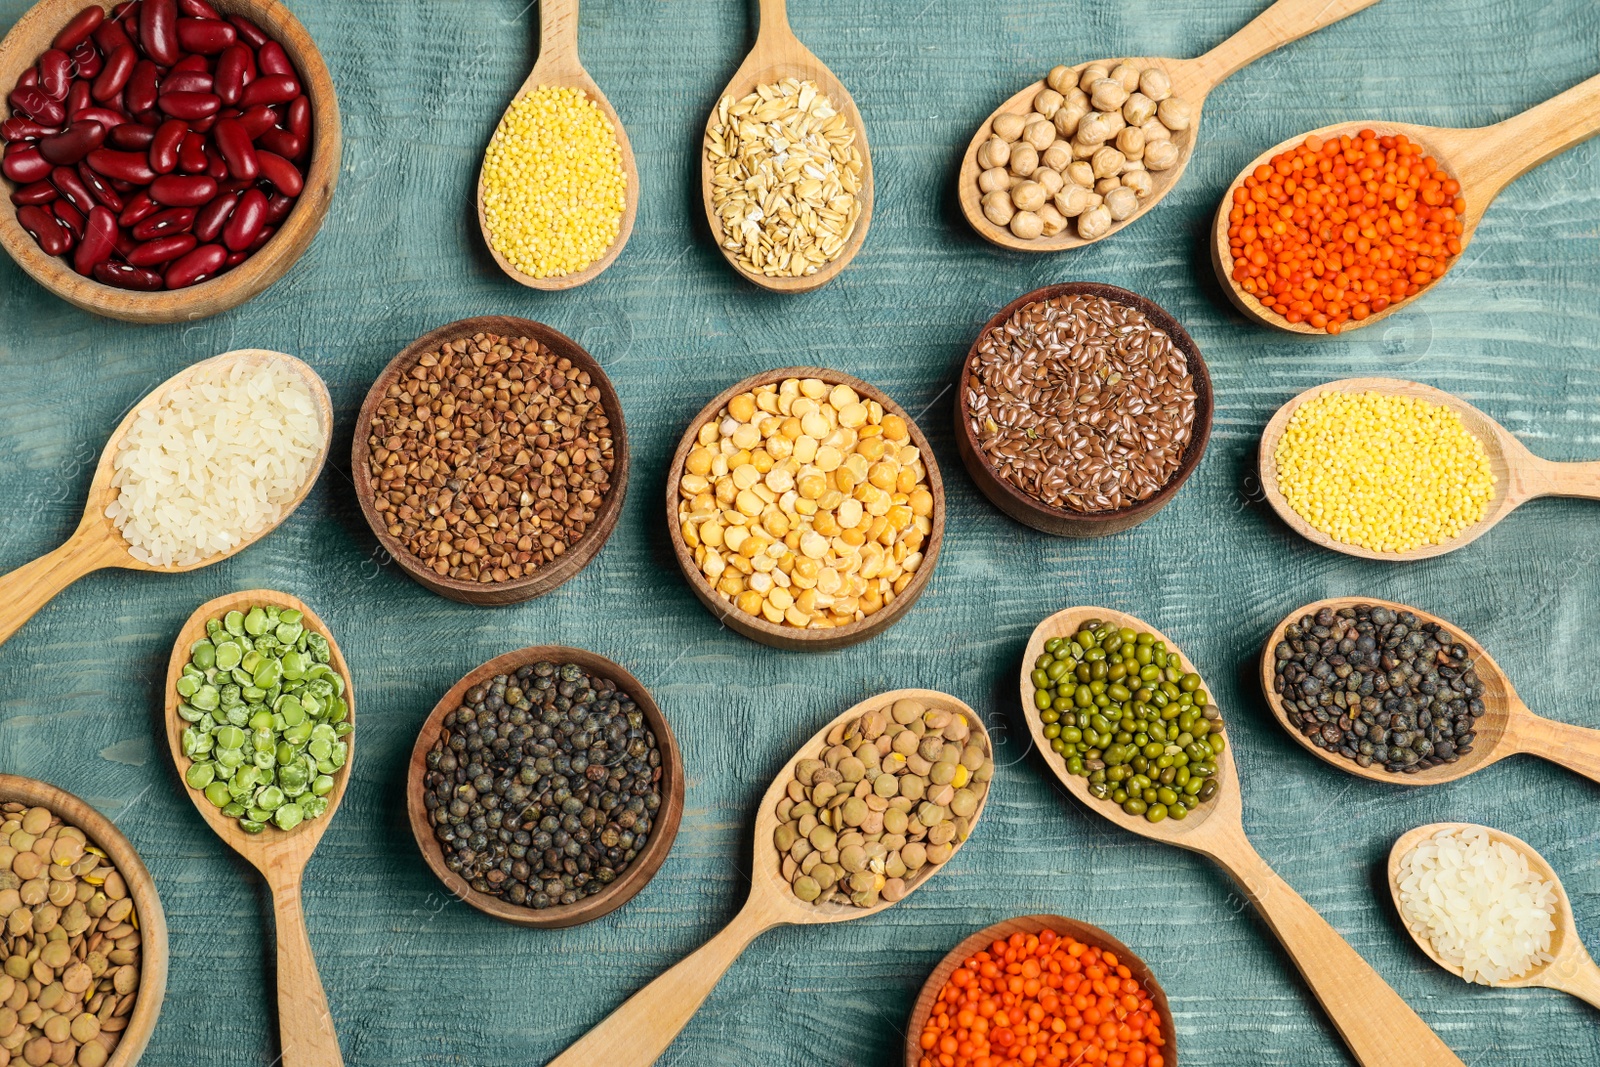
(545, 688), (991, 1067)
(958, 0), (1382, 252)
(0, 351), (332, 651)
(1213, 71), (1600, 334)
(476, 0), (640, 290)
(700, 0), (873, 291)
(1259, 378), (1600, 561)
(164, 589), (354, 1067)
(1261, 596), (1600, 788)
(1389, 823), (1600, 1010)
(1023, 606), (1466, 1067)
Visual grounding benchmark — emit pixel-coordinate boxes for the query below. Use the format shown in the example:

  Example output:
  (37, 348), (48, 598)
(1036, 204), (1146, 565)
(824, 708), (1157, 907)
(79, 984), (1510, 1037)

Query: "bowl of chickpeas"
(666, 368), (945, 651)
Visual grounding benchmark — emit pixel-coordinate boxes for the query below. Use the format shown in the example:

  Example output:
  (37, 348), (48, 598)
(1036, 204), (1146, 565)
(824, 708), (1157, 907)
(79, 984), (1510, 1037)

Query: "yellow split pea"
(481, 86), (626, 279)
(1273, 391), (1495, 553)
(678, 378), (935, 629)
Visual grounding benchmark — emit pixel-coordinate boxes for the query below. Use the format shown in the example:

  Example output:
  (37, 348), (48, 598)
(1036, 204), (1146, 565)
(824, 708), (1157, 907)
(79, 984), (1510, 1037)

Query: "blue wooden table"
(2, 0), (1598, 1064)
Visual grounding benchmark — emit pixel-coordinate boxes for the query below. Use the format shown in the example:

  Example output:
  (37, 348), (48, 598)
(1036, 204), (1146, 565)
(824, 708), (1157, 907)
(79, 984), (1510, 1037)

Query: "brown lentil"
(0, 802), (141, 1067)
(366, 333), (616, 584)
(964, 293), (1196, 513)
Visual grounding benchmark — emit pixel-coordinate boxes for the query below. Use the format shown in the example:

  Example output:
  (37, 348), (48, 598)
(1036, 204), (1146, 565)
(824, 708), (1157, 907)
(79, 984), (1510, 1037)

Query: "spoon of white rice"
(1389, 822), (1600, 1009)
(0, 349), (331, 649)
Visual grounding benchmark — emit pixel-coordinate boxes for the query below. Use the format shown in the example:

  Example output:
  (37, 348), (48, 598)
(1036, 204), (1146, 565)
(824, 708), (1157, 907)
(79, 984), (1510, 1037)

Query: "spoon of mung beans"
(1022, 606), (1467, 1067)
(544, 688), (993, 1067)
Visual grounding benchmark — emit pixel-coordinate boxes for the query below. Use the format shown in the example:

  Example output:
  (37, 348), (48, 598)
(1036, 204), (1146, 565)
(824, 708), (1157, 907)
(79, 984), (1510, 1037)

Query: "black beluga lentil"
(422, 661), (662, 908)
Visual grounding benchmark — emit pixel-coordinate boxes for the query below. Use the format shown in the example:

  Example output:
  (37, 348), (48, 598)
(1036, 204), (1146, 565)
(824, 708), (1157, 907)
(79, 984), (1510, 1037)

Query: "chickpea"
(1007, 142), (1039, 177)
(1041, 140), (1073, 172)
(1139, 66), (1173, 102)
(1033, 87), (1064, 119)
(1009, 209), (1044, 239)
(1143, 138), (1181, 171)
(1094, 176), (1121, 195)
(1046, 65), (1076, 95)
(1089, 78), (1129, 112)
(992, 112), (1026, 142)
(976, 137), (1011, 170)
(1023, 119), (1055, 152)
(1140, 116), (1171, 144)
(1066, 160), (1095, 188)
(1110, 63), (1142, 92)
(1053, 104), (1087, 139)
(1116, 126), (1145, 160)
(1054, 184), (1096, 218)
(1091, 146), (1126, 179)
(1076, 203), (1113, 239)
(1038, 203), (1067, 236)
(1122, 92), (1156, 127)
(1072, 138), (1097, 161)
(1078, 64), (1110, 92)
(1121, 166), (1154, 198)
(981, 189), (1015, 226)
(1010, 180), (1047, 212)
(978, 167), (1011, 194)
(1036, 168), (1065, 196)
(1157, 96), (1192, 132)
(1104, 185), (1139, 220)
(1073, 112), (1112, 147)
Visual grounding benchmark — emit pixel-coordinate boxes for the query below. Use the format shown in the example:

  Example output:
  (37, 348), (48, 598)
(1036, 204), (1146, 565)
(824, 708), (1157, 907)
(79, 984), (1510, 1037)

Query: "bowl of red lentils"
(908, 914), (1176, 1067)
(352, 315), (629, 605)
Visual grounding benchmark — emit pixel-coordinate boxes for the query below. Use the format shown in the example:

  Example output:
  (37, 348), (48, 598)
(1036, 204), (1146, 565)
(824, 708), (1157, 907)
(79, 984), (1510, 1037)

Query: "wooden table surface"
(2, 1), (1597, 1064)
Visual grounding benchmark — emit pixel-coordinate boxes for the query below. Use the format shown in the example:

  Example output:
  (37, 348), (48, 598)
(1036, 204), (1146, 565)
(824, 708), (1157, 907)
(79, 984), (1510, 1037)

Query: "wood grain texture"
(1, 0), (1599, 1064)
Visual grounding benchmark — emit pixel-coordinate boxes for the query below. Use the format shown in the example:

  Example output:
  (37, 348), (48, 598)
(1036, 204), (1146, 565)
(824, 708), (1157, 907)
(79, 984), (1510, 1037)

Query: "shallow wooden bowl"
(0, 0), (341, 323)
(352, 315), (630, 606)
(954, 282), (1213, 537)
(405, 645), (684, 929)
(665, 366), (947, 651)
(0, 773), (169, 1067)
(904, 914), (1178, 1067)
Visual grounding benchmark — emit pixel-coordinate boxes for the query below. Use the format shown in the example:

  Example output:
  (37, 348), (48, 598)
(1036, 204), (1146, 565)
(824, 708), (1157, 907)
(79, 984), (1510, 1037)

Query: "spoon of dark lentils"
(422, 661), (662, 908)
(1272, 604), (1486, 773)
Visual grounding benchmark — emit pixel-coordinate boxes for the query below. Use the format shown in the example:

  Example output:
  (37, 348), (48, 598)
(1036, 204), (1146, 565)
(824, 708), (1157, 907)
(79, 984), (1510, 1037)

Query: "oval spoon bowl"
(406, 644), (684, 929)
(0, 0), (341, 323)
(904, 914), (1177, 1067)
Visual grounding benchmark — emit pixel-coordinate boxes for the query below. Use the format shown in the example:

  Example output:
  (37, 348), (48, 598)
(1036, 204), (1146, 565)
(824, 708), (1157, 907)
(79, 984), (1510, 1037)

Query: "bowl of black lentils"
(407, 646), (683, 927)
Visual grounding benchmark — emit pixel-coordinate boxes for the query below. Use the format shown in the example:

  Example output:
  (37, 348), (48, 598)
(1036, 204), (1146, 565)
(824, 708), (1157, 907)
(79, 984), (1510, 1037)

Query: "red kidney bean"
(73, 106), (127, 130)
(255, 127), (302, 161)
(148, 118), (185, 173)
(209, 117), (258, 180)
(76, 161), (125, 211)
(10, 179), (58, 206)
(69, 39), (104, 81)
(177, 131), (207, 173)
(190, 114), (217, 135)
(73, 205), (117, 275)
(223, 249), (247, 267)
(53, 6), (106, 51)
(128, 232), (196, 266)
(215, 45), (255, 106)
(176, 17), (235, 54)
(107, 122), (154, 150)
(205, 147), (227, 180)
(256, 150), (302, 197)
(228, 15), (269, 48)
(9, 87), (66, 127)
(3, 146), (52, 184)
(171, 52), (208, 73)
(240, 75), (298, 108)
(93, 17), (133, 55)
(48, 164), (97, 214)
(178, 0), (221, 17)
(239, 105), (278, 138)
(192, 188), (237, 240)
(222, 186), (265, 250)
(94, 260), (164, 290)
(159, 70), (213, 95)
(164, 241), (225, 287)
(1, 118), (57, 143)
(256, 41), (293, 77)
(118, 190), (158, 226)
(263, 190), (293, 225)
(18, 205), (73, 255)
(149, 173), (215, 206)
(158, 92), (220, 121)
(86, 147), (155, 183)
(39, 121), (105, 166)
(92, 44), (136, 102)
(246, 223), (273, 252)
(37, 50), (74, 100)
(131, 205), (193, 240)
(66, 81), (92, 118)
(140, 0), (179, 66)
(125, 61), (159, 115)
(18, 69), (38, 89)
(113, 224), (136, 257)
(53, 199), (85, 238)
(286, 95), (310, 140)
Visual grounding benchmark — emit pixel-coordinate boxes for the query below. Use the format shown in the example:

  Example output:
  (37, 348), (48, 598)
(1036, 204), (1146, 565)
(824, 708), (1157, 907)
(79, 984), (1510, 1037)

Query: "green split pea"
(177, 605), (350, 834)
(1032, 621), (1225, 824)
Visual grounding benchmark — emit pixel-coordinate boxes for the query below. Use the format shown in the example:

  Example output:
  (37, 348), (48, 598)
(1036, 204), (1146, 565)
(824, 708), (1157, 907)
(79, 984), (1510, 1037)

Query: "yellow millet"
(481, 86), (626, 279)
(1273, 391), (1495, 553)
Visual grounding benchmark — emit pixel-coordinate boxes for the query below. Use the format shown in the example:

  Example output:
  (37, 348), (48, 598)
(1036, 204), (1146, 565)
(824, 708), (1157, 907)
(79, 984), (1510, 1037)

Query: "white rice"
(105, 357), (322, 567)
(1395, 825), (1558, 985)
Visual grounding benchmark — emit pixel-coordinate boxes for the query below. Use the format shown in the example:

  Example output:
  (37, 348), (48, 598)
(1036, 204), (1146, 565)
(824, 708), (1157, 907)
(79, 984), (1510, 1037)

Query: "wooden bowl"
(0, 0), (341, 323)
(904, 914), (1178, 1067)
(665, 366), (947, 651)
(0, 773), (169, 1067)
(405, 645), (684, 928)
(954, 283), (1213, 537)
(352, 315), (630, 605)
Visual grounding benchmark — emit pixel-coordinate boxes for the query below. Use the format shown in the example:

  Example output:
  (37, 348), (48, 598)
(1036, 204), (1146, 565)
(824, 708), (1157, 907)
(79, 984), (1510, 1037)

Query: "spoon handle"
(1451, 72), (1600, 202)
(269, 872), (343, 1066)
(1188, 0), (1383, 93)
(1544, 953), (1600, 1011)
(0, 530), (121, 649)
(532, 0), (583, 82)
(756, 0), (793, 41)
(1513, 713), (1600, 786)
(1210, 835), (1466, 1067)
(1517, 458), (1600, 504)
(545, 899), (778, 1067)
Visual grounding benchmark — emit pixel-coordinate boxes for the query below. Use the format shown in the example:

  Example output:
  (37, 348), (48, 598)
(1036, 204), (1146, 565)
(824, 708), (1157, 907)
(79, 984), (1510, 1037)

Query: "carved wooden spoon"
(1023, 606), (1466, 1067)
(545, 689), (991, 1067)
(0, 351), (331, 651)
(476, 0), (640, 290)
(959, 0), (1382, 251)
(164, 589), (354, 1066)
(1390, 823), (1600, 1009)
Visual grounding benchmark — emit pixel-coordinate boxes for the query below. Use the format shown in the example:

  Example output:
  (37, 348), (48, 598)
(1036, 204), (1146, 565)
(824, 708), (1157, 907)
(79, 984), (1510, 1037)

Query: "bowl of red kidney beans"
(0, 0), (340, 322)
